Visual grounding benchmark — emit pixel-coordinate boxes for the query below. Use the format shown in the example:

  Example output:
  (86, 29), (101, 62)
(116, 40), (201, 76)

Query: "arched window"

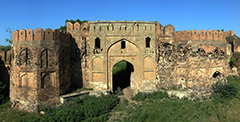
(95, 37), (100, 49)
(146, 37), (151, 48)
(121, 41), (126, 49)
(213, 71), (221, 78)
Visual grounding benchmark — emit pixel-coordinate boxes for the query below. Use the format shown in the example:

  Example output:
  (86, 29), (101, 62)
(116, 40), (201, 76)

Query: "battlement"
(67, 22), (89, 31)
(12, 28), (71, 42)
(174, 29), (234, 42)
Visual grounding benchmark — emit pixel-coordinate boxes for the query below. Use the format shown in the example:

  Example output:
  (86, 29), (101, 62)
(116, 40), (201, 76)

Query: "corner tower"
(10, 28), (71, 112)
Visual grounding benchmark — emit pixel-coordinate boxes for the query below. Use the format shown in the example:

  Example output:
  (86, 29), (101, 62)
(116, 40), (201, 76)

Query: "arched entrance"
(112, 60), (134, 92)
(107, 39), (139, 92)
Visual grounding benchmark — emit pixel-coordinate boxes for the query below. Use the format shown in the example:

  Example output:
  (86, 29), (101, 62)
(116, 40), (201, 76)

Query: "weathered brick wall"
(10, 28), (71, 112)
(174, 29), (234, 42)
(67, 22), (91, 88)
(155, 28), (232, 90)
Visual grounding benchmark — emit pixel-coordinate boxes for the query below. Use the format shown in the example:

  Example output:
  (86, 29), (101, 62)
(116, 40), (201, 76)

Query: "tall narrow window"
(95, 37), (100, 49)
(121, 41), (126, 49)
(146, 37), (151, 48)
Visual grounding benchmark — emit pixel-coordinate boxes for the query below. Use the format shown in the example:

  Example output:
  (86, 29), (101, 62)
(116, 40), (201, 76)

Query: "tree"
(59, 19), (88, 31)
(5, 27), (12, 44)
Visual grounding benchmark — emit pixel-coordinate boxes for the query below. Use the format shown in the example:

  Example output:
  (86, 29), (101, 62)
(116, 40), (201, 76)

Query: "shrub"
(114, 87), (123, 95)
(40, 94), (119, 121)
(212, 80), (239, 101)
(131, 90), (169, 101)
(0, 81), (6, 104)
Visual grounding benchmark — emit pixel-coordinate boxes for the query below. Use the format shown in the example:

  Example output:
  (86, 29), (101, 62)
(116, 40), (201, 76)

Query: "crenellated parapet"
(66, 21), (90, 31)
(12, 28), (71, 42)
(174, 29), (234, 42)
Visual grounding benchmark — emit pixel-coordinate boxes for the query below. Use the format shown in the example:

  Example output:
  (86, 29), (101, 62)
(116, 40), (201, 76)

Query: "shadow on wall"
(0, 55), (10, 100)
(68, 38), (83, 91)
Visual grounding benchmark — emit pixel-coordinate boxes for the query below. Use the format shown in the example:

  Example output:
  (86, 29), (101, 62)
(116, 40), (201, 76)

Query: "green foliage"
(59, 19), (88, 31)
(226, 35), (240, 47)
(112, 60), (127, 75)
(131, 90), (169, 101)
(230, 52), (240, 68)
(0, 81), (6, 104)
(0, 45), (11, 52)
(114, 87), (123, 95)
(40, 94), (119, 122)
(212, 80), (239, 102)
(5, 27), (12, 44)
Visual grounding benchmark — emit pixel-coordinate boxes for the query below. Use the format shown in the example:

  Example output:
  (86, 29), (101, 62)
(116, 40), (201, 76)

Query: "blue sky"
(0, 0), (239, 46)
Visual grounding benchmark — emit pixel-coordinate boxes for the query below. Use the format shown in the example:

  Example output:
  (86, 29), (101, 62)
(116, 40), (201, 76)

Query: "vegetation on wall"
(59, 19), (88, 31)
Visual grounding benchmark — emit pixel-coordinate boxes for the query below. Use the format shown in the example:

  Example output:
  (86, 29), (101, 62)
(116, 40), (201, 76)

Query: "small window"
(99, 26), (101, 32)
(146, 37), (151, 48)
(194, 32), (196, 34)
(121, 41), (126, 49)
(82, 37), (86, 41)
(95, 37), (100, 49)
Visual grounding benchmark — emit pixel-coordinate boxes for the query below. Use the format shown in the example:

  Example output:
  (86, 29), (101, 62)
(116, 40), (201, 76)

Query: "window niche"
(95, 37), (100, 49)
(146, 37), (151, 48)
(121, 41), (126, 49)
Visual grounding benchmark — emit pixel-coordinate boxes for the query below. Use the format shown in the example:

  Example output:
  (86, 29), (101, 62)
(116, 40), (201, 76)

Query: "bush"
(0, 81), (6, 104)
(212, 80), (239, 101)
(114, 87), (123, 95)
(131, 90), (169, 101)
(40, 94), (119, 121)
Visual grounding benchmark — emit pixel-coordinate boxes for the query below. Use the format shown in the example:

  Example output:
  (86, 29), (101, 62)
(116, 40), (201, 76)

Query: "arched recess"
(107, 38), (140, 52)
(95, 37), (100, 49)
(112, 60), (134, 92)
(146, 37), (151, 48)
(212, 71), (221, 78)
(92, 57), (103, 71)
(143, 56), (154, 69)
(21, 73), (28, 86)
(107, 39), (139, 92)
(40, 49), (55, 68)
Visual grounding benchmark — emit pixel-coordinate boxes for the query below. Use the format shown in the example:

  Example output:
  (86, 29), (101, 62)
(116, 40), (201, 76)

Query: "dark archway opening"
(112, 60), (134, 93)
(213, 71), (221, 78)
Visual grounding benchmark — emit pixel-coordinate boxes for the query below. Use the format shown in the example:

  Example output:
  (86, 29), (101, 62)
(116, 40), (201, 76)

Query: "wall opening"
(121, 41), (126, 49)
(95, 37), (100, 49)
(112, 60), (134, 93)
(146, 37), (151, 48)
(213, 71), (221, 78)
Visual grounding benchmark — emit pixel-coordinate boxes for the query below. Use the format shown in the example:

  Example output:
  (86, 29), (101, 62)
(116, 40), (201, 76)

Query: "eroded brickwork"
(10, 28), (71, 112)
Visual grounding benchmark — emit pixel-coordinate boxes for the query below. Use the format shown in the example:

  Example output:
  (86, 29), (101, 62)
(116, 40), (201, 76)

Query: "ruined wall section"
(11, 28), (71, 112)
(174, 29), (234, 42)
(156, 38), (231, 90)
(0, 49), (12, 85)
(67, 22), (90, 88)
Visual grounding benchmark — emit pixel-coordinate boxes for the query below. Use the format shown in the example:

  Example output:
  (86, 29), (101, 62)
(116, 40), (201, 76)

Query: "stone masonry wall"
(10, 28), (71, 112)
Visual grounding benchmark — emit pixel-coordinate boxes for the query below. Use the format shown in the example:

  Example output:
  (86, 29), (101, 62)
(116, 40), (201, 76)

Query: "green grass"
(112, 93), (240, 122)
(112, 60), (127, 75)
(110, 76), (240, 122)
(0, 102), (40, 122)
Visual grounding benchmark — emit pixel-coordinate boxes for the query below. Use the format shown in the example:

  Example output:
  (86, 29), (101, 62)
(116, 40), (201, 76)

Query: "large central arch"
(112, 60), (134, 92)
(107, 39), (139, 92)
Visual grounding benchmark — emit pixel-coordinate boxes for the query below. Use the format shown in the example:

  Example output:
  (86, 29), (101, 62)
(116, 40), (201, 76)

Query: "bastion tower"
(10, 28), (71, 112)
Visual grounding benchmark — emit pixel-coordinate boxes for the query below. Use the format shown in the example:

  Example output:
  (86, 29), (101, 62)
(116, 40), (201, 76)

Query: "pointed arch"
(146, 37), (151, 48)
(95, 37), (100, 49)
